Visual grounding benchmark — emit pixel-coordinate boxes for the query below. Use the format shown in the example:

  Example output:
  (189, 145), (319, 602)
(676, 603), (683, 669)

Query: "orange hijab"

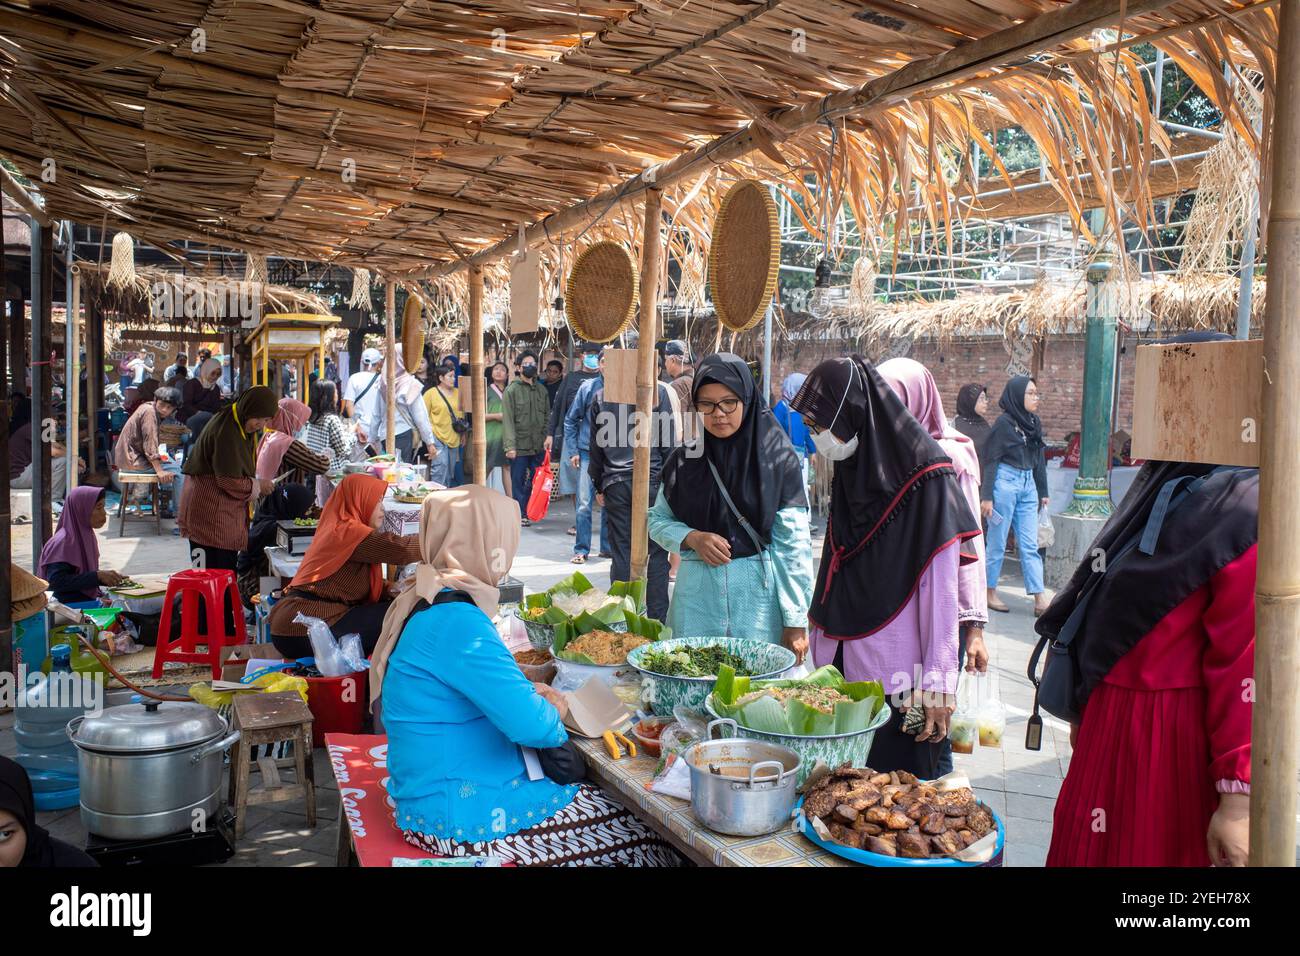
(290, 474), (387, 602)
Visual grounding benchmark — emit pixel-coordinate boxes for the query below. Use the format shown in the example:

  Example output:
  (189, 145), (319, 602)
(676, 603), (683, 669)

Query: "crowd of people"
(4, 332), (1255, 870)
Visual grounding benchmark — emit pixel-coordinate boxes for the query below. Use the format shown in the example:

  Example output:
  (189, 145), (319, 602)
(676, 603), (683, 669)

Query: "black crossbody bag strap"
(705, 459), (766, 557)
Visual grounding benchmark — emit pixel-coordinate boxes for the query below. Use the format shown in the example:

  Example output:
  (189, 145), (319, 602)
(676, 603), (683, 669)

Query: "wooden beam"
(30, 218), (54, 561)
(0, 8), (638, 168)
(630, 189), (664, 582)
(468, 268), (486, 486)
(1251, 0), (1300, 868)
(430, 0), (1192, 276)
(0, 163), (52, 228)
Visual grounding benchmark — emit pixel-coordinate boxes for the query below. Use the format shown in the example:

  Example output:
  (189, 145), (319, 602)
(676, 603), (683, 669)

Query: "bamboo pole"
(429, 0), (1185, 278)
(631, 189), (664, 581)
(0, 163), (52, 228)
(469, 269), (487, 486)
(1250, 0), (1300, 868)
(385, 280), (397, 459)
(67, 265), (80, 491)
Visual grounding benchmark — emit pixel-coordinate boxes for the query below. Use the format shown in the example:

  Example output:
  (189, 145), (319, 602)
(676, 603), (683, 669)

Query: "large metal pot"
(681, 718), (801, 836)
(68, 700), (240, 841)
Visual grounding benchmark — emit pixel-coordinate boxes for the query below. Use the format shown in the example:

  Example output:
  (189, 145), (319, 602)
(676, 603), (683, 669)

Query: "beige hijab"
(370, 484), (521, 705)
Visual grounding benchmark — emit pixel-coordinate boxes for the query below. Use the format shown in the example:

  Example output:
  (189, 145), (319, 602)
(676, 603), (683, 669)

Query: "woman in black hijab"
(952, 383), (991, 464)
(651, 354), (813, 660)
(0, 756), (96, 867)
(790, 356), (981, 776)
(236, 482), (315, 607)
(980, 375), (1049, 614)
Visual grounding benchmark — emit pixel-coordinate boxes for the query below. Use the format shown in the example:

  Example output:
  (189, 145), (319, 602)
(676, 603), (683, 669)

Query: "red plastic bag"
(525, 450), (554, 522)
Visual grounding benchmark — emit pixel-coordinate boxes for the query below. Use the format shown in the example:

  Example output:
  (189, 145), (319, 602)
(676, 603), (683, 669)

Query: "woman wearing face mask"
(981, 375), (1050, 615)
(650, 354), (814, 657)
(791, 357), (982, 777)
(268, 473), (420, 659)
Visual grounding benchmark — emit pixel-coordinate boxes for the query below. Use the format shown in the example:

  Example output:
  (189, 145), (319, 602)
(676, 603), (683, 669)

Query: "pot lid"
(71, 700), (226, 754)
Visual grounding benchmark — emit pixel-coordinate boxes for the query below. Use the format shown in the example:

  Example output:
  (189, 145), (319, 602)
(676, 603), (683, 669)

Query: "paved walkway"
(9, 493), (1291, 867)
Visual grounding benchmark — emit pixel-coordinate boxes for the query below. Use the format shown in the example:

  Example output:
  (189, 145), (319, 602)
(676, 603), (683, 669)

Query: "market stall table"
(572, 736), (848, 867)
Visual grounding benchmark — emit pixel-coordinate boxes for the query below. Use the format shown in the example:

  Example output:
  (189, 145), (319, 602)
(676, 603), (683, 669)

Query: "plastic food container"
(631, 717), (674, 758)
(949, 714), (978, 754)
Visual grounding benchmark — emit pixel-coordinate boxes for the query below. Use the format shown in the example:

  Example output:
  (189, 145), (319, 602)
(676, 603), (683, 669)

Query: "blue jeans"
(510, 451), (545, 517)
(428, 439), (452, 486)
(160, 459), (184, 513)
(574, 451), (608, 556)
(451, 446), (464, 487)
(985, 462), (1045, 595)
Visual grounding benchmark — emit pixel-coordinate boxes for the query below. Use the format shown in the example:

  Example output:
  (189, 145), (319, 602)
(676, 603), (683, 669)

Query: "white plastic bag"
(293, 611), (367, 677)
(1037, 508), (1055, 549)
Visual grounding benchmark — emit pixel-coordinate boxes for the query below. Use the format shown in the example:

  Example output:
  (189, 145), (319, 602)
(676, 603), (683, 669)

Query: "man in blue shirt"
(772, 372), (818, 529)
(563, 349), (609, 563)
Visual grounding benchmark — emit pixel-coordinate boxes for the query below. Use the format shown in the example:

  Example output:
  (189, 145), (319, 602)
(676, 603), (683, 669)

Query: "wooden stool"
(229, 691), (316, 840)
(116, 471), (162, 537)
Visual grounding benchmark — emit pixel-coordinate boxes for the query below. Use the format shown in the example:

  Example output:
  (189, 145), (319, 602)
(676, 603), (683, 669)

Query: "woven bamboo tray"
(565, 241), (638, 343)
(709, 179), (779, 332)
(402, 295), (425, 369)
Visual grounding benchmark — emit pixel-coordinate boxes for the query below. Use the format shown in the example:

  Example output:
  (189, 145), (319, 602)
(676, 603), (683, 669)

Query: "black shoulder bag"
(436, 388), (471, 435)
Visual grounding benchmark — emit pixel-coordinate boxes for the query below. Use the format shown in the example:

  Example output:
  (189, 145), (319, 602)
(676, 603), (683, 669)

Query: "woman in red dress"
(1034, 459), (1256, 867)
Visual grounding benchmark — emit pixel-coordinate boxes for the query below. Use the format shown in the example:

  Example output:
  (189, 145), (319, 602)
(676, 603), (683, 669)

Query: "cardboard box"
(1131, 339), (1262, 467)
(220, 642), (285, 683)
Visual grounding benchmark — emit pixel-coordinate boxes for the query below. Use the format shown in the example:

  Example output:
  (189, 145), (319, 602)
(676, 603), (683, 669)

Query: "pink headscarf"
(877, 358), (980, 483)
(38, 486), (105, 600)
(256, 398), (311, 480)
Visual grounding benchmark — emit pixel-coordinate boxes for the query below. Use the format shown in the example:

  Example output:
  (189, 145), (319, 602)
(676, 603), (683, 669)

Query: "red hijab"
(290, 474), (387, 602)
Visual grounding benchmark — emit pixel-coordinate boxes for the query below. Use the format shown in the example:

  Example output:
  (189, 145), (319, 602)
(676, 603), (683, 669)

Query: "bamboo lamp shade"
(565, 241), (639, 343)
(709, 179), (779, 332)
(401, 294), (425, 367)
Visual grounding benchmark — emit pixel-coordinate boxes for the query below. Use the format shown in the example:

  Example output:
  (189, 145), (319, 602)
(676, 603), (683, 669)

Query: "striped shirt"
(178, 474), (256, 551)
(278, 440), (331, 479)
(268, 531), (421, 637)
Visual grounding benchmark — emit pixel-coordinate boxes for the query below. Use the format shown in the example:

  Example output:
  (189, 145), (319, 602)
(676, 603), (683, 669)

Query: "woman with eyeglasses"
(981, 375), (1051, 616)
(649, 354), (814, 660)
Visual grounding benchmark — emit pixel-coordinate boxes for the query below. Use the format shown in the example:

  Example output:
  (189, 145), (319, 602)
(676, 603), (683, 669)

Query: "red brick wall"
(766, 333), (1138, 444)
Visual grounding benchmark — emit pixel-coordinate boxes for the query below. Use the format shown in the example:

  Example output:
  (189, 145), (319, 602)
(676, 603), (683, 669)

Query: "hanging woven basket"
(402, 293), (425, 369)
(565, 241), (639, 343)
(709, 179), (779, 332)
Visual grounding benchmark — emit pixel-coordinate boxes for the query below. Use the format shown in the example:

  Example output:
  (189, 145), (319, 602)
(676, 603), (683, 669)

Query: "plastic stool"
(152, 569), (248, 679)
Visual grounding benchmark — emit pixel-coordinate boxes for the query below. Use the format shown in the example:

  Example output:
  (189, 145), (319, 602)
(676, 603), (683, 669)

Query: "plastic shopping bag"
(525, 450), (554, 522)
(1037, 507), (1055, 549)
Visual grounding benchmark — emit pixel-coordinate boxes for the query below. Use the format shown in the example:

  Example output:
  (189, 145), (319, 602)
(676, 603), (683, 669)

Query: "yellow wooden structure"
(247, 313), (341, 402)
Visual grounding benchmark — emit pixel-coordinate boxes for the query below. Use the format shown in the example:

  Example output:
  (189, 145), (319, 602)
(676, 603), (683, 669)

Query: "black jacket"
(547, 370), (597, 458)
(979, 416), (1048, 501)
(586, 382), (677, 493)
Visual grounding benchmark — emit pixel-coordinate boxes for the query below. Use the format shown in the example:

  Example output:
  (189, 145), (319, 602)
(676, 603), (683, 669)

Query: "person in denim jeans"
(563, 353), (608, 563)
(980, 376), (1050, 615)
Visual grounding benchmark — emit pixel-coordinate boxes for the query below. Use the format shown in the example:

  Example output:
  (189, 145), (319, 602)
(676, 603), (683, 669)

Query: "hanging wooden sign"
(509, 248), (542, 334)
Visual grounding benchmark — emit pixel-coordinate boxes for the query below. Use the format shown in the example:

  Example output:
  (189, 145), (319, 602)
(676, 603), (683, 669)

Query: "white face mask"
(814, 428), (858, 460)
(811, 358), (860, 461)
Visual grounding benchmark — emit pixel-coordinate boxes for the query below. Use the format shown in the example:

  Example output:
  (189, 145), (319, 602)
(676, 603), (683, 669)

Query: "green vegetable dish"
(638, 643), (750, 678)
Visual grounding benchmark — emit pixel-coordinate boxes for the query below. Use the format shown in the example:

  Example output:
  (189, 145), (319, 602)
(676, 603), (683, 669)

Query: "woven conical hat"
(565, 241), (638, 343)
(11, 564), (48, 604)
(401, 295), (425, 368)
(709, 179), (779, 332)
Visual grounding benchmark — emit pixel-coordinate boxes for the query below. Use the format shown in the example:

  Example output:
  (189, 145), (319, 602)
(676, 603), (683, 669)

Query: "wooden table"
(573, 737), (848, 867)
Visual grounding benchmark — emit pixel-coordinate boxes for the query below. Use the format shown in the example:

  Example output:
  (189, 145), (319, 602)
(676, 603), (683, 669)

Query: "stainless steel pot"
(682, 718), (801, 836)
(68, 700), (240, 841)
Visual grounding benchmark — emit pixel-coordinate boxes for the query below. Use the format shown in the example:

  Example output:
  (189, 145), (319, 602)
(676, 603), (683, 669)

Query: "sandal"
(987, 592), (1010, 613)
(571, 554), (587, 564)
(566, 527), (576, 535)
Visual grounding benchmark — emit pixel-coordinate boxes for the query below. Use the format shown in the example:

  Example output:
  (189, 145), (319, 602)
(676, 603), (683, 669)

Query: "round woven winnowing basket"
(709, 179), (779, 331)
(565, 241), (639, 343)
(401, 295), (425, 368)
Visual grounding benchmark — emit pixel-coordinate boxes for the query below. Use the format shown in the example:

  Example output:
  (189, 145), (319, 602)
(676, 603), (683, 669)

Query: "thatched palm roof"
(0, 0), (1277, 291)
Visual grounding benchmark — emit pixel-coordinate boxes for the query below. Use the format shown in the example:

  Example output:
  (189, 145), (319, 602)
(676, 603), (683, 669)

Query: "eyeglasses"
(694, 398), (741, 415)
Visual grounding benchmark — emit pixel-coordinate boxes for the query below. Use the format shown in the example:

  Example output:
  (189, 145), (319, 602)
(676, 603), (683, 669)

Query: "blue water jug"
(15, 644), (102, 811)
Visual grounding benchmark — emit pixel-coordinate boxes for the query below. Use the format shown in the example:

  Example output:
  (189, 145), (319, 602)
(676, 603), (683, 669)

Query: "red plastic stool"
(152, 569), (248, 679)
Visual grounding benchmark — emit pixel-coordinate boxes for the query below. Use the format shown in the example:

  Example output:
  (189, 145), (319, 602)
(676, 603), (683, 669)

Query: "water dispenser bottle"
(15, 644), (101, 811)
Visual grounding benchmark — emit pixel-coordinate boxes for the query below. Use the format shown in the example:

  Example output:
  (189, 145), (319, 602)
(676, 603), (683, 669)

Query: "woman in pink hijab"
(877, 358), (989, 680)
(255, 398), (329, 482)
(38, 486), (124, 603)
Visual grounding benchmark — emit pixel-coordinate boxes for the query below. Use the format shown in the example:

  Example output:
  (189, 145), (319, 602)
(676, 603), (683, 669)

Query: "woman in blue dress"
(370, 485), (679, 866)
(649, 354), (814, 660)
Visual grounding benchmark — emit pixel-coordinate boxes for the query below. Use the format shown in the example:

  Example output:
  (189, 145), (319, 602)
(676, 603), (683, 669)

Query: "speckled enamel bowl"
(627, 637), (797, 717)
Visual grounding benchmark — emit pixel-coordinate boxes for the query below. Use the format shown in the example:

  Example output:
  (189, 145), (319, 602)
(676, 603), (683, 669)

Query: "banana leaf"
(609, 579), (646, 613)
(551, 610), (665, 664)
(545, 571), (596, 597)
(709, 665), (885, 737)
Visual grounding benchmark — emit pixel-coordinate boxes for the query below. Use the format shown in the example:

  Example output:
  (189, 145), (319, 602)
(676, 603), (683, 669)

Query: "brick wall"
(766, 333), (1138, 444)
